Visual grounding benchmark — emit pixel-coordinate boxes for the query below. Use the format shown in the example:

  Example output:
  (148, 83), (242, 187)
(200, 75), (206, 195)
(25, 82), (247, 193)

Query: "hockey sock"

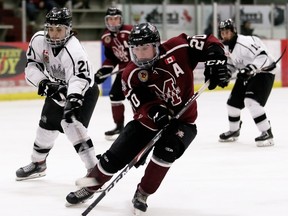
(138, 158), (170, 194)
(111, 102), (125, 125)
(87, 162), (113, 191)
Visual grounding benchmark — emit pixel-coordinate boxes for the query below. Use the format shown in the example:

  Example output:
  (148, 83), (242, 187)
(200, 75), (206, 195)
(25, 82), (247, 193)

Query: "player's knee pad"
(244, 98), (265, 118)
(99, 150), (126, 174)
(244, 97), (259, 109)
(32, 127), (59, 161)
(35, 126), (59, 149)
(153, 121), (197, 163)
(60, 119), (89, 144)
(153, 137), (182, 163)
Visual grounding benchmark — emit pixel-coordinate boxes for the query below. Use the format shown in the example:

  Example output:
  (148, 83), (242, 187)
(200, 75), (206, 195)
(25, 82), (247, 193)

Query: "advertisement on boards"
(0, 42), (29, 92)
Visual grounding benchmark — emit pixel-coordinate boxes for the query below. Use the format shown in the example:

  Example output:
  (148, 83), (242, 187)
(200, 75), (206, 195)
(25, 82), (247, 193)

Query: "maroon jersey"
(122, 33), (224, 130)
(101, 24), (133, 70)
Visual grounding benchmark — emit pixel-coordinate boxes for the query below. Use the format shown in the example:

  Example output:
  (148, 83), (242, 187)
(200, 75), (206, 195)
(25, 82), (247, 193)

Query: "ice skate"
(219, 121), (242, 142)
(255, 128), (274, 147)
(105, 123), (124, 141)
(65, 187), (94, 206)
(16, 161), (46, 181)
(132, 188), (148, 215)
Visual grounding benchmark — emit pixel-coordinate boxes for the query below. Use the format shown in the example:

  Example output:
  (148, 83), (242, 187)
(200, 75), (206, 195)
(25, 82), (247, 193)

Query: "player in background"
(15, 7), (99, 205)
(94, 7), (133, 140)
(218, 19), (276, 147)
(73, 23), (231, 213)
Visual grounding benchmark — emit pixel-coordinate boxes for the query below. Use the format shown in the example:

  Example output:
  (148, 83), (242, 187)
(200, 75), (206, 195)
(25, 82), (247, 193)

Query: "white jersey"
(25, 31), (94, 96)
(224, 34), (276, 75)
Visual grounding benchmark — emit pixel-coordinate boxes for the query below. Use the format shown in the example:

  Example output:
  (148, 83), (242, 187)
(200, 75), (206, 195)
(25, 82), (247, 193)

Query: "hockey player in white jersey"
(15, 7), (99, 204)
(218, 18), (275, 147)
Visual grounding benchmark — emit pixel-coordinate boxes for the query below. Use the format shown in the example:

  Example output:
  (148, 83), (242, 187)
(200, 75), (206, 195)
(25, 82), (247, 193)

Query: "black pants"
(228, 73), (275, 109)
(39, 83), (99, 132)
(100, 119), (197, 174)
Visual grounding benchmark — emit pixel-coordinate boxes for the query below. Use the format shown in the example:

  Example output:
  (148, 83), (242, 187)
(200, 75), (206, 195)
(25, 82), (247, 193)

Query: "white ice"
(1, 87), (288, 216)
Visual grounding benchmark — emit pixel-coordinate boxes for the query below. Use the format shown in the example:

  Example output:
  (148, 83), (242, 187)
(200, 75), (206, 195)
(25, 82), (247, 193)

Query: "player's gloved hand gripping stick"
(78, 80), (211, 216)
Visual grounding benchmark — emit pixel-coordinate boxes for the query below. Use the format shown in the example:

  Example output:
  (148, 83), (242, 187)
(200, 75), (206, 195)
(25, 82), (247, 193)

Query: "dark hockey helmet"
(44, 7), (72, 47)
(105, 7), (123, 32)
(128, 23), (161, 69)
(219, 18), (237, 34)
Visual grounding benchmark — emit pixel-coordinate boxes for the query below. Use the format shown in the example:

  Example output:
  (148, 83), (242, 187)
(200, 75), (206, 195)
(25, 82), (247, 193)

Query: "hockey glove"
(38, 80), (67, 101)
(237, 64), (257, 81)
(204, 56), (231, 90)
(63, 93), (84, 123)
(148, 105), (171, 129)
(94, 67), (113, 84)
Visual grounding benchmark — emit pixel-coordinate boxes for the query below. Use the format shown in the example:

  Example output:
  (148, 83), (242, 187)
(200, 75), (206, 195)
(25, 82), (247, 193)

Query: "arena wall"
(0, 39), (287, 101)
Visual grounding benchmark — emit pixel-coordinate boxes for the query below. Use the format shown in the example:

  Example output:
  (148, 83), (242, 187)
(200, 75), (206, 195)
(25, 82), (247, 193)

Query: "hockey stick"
(80, 80), (210, 216)
(100, 69), (124, 79)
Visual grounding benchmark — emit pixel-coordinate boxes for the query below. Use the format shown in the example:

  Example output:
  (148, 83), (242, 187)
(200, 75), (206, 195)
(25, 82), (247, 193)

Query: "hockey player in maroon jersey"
(94, 7), (133, 140)
(71, 23), (231, 212)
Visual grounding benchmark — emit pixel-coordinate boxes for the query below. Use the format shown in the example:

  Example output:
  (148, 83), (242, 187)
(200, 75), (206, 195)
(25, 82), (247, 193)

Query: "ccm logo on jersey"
(205, 59), (226, 66)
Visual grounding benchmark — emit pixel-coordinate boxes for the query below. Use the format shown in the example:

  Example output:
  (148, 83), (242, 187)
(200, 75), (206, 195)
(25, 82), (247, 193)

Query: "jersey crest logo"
(165, 56), (175, 64)
(138, 70), (148, 82)
(104, 36), (111, 44)
(50, 64), (65, 81)
(43, 50), (49, 64)
(113, 38), (129, 62)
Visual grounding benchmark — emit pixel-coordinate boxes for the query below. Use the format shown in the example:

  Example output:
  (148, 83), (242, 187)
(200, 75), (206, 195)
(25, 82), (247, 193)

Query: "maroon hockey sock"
(139, 159), (170, 194)
(111, 103), (125, 124)
(87, 163), (113, 191)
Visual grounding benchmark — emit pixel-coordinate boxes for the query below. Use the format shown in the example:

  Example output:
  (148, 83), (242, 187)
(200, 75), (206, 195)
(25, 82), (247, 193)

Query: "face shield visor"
(129, 42), (160, 69)
(105, 15), (123, 32)
(44, 24), (71, 48)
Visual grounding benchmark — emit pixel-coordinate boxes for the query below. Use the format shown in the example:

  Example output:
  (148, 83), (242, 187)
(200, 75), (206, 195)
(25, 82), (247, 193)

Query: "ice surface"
(1, 88), (288, 216)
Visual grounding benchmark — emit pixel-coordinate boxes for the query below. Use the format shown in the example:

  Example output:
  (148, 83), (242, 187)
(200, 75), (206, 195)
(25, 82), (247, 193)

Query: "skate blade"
(75, 177), (99, 187)
(256, 139), (274, 147)
(15, 172), (46, 181)
(219, 137), (238, 142)
(133, 208), (144, 216)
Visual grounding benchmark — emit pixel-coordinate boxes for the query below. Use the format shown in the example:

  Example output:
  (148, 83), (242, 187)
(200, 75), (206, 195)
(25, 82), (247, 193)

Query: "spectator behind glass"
(24, 0), (60, 26)
(240, 20), (254, 36)
(72, 0), (90, 9)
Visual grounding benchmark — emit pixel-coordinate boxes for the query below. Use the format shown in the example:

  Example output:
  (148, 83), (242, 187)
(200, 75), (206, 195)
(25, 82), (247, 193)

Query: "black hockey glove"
(38, 79), (67, 101)
(204, 56), (231, 90)
(94, 67), (113, 84)
(148, 105), (171, 129)
(63, 93), (84, 123)
(237, 64), (257, 81)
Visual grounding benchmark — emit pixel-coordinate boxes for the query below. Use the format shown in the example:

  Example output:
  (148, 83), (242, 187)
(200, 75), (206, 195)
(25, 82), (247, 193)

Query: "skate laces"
(22, 163), (36, 172)
(74, 188), (92, 198)
(224, 131), (233, 136)
(134, 190), (147, 204)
